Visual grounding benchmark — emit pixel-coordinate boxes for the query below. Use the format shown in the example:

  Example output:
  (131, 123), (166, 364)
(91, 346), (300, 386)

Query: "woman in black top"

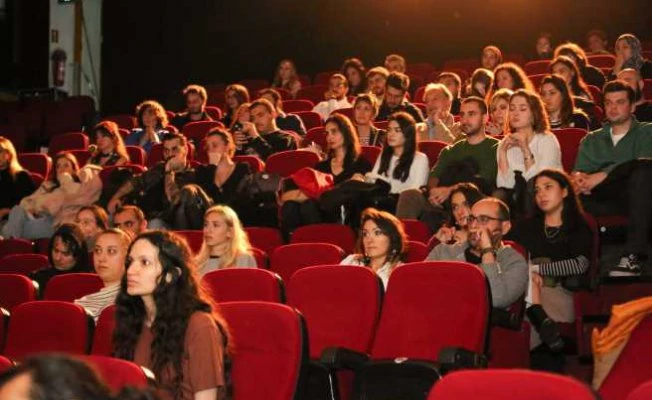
(280, 113), (371, 239)
(341, 58), (368, 96)
(222, 84), (250, 128)
(88, 121), (129, 167)
(0, 136), (35, 222)
(539, 75), (590, 131)
(510, 169), (592, 361)
(554, 43), (606, 90)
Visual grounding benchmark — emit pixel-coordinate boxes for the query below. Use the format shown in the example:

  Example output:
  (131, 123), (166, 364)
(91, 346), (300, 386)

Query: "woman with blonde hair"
(196, 205), (257, 275)
(125, 100), (171, 154)
(486, 88), (513, 136)
(0, 136), (35, 223)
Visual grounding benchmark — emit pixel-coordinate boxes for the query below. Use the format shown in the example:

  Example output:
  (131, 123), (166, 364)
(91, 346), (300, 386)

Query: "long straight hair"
(532, 169), (588, 234)
(378, 112), (417, 182)
(324, 113), (361, 168)
(195, 205), (252, 269)
(0, 136), (24, 177)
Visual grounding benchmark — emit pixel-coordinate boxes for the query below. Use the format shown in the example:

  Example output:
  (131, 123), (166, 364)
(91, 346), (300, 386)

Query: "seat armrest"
(438, 346), (488, 373)
(320, 347), (370, 370)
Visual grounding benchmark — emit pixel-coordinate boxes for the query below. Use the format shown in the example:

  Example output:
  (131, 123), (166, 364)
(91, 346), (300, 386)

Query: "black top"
(31, 263), (91, 293)
(238, 130), (298, 161)
(574, 97), (602, 131)
(635, 101), (652, 122)
(128, 162), (196, 218)
(170, 111), (213, 130)
(195, 162), (251, 206)
(451, 98), (461, 116)
(88, 151), (122, 167)
(0, 169), (35, 211)
(276, 114), (306, 136)
(581, 65), (606, 90)
(315, 155), (372, 185)
(550, 111), (590, 131)
(376, 101), (425, 122)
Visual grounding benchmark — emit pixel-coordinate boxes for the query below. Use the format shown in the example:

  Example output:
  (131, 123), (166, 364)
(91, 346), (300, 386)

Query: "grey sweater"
(426, 242), (528, 308)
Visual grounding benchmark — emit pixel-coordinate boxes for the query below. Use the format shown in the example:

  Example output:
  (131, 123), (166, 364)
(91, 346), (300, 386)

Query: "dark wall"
(101, 0), (651, 114)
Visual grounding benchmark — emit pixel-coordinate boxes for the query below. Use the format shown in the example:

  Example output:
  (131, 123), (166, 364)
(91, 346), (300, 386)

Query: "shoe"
(609, 254), (645, 277)
(526, 305), (564, 352)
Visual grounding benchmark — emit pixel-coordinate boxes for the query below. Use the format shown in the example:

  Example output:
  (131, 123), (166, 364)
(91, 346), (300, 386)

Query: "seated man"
(438, 72), (463, 115)
(170, 84), (214, 130)
(376, 72), (424, 122)
(617, 68), (652, 122)
(312, 73), (352, 121)
(572, 80), (652, 276)
(235, 98), (298, 160)
(107, 132), (210, 230)
(366, 66), (389, 104)
(418, 83), (462, 143)
(397, 97), (499, 229)
(258, 88), (307, 135)
(427, 197), (528, 309)
(112, 205), (147, 238)
(384, 53), (406, 73)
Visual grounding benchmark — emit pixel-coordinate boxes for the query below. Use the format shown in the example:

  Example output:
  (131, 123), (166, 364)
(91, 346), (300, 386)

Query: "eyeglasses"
(467, 215), (504, 225)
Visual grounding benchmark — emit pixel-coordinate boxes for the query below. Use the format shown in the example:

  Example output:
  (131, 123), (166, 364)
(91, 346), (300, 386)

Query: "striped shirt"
(75, 284), (120, 321)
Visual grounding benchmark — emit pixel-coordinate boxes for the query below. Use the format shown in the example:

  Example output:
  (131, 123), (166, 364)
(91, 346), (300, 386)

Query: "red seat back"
(588, 54), (616, 68)
(297, 84), (329, 104)
(588, 85), (603, 105)
(0, 239), (35, 260)
(43, 273), (104, 302)
(182, 120), (223, 145)
(83, 355), (151, 391)
(104, 114), (137, 130)
(125, 145), (146, 166)
(18, 153), (52, 177)
(442, 58), (479, 75)
(524, 60), (552, 75)
(287, 265), (383, 358)
(0, 253), (49, 275)
(291, 110), (324, 131)
(221, 302), (308, 400)
(173, 230), (203, 254)
(303, 127), (327, 150)
(202, 268), (284, 303)
(99, 164), (145, 188)
(331, 107), (354, 119)
(0, 355), (12, 373)
(68, 149), (92, 166)
(265, 150), (320, 177)
(245, 227), (284, 255)
(232, 155), (265, 173)
(551, 128), (587, 172)
(204, 105), (223, 121)
(405, 241), (429, 262)
(418, 140), (448, 168)
(428, 369), (597, 400)
(251, 247), (268, 269)
(290, 223), (356, 254)
(282, 99), (314, 113)
(360, 145), (382, 165)
(91, 305), (116, 356)
(401, 219), (432, 244)
(271, 243), (344, 283)
(371, 262), (490, 360)
(314, 72), (338, 86)
(4, 301), (91, 360)
(626, 381), (652, 400)
(0, 274), (38, 311)
(528, 73), (547, 89)
(49, 132), (89, 156)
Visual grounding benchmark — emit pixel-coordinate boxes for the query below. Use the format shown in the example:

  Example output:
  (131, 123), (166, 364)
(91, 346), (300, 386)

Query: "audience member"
(113, 205), (147, 238)
(384, 54), (406, 73)
(550, 56), (600, 129)
(427, 197), (528, 308)
(114, 230), (230, 400)
(196, 205), (256, 275)
(481, 45), (503, 71)
(30, 223), (90, 291)
(617, 68), (652, 122)
(468, 68), (494, 98)
(126, 100), (170, 155)
(438, 72), (463, 114)
(539, 74), (590, 130)
(366, 66), (389, 103)
(418, 83), (461, 143)
(2, 152), (102, 239)
(76, 228), (131, 320)
(312, 73), (352, 121)
(88, 121), (129, 167)
(554, 42), (606, 89)
(170, 84), (213, 130)
(376, 72), (424, 122)
(341, 58), (367, 96)
(272, 59), (302, 98)
(222, 84), (250, 128)
(258, 88), (307, 135)
(486, 88), (513, 136)
(488, 63), (535, 100)
(612, 33), (652, 79)
(0, 137), (35, 225)
(534, 33), (554, 60)
(587, 29), (610, 55)
(75, 205), (109, 249)
(397, 97), (498, 228)
(340, 208), (407, 288)
(572, 80), (652, 277)
(433, 183), (486, 245)
(353, 94), (386, 146)
(234, 99), (298, 160)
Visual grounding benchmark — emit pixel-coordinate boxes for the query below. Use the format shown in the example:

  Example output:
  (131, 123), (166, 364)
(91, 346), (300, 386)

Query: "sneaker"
(609, 254), (644, 277)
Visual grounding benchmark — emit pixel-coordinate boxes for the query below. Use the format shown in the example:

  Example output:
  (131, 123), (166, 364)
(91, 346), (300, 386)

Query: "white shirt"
(312, 97), (352, 121)
(496, 132), (562, 189)
(366, 152), (429, 194)
(340, 254), (401, 289)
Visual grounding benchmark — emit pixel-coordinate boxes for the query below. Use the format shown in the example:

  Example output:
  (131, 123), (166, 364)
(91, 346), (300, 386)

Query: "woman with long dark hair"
(113, 230), (230, 400)
(539, 74), (590, 130)
(550, 56), (593, 101)
(341, 58), (367, 96)
(554, 42), (606, 90)
(434, 182), (485, 245)
(272, 59), (302, 99)
(221, 84), (250, 128)
(487, 62), (535, 101)
(88, 121), (130, 167)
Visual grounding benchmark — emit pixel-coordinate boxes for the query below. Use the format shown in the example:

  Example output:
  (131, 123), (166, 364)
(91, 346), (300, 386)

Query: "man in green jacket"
(573, 80), (652, 277)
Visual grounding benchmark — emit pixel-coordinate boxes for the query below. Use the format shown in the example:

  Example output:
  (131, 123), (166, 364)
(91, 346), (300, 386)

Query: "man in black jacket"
(376, 72), (424, 122)
(236, 99), (298, 160)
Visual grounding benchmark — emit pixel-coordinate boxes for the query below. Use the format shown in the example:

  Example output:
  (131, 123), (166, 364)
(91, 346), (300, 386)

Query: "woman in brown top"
(113, 230), (230, 400)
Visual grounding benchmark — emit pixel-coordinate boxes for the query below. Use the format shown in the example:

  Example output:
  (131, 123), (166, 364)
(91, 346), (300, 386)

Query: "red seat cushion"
(202, 268), (284, 303)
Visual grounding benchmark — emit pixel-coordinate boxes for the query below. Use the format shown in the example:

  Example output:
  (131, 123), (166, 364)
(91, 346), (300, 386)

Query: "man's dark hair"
(385, 72), (410, 93)
(461, 96), (488, 115)
(603, 79), (636, 105)
(162, 131), (187, 147)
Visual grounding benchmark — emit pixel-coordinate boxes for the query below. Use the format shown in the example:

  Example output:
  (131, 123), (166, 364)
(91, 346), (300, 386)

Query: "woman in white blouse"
(341, 208), (407, 289)
(366, 111), (429, 211)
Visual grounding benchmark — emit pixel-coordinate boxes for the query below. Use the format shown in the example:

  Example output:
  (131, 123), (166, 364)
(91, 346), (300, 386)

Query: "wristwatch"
(480, 247), (496, 257)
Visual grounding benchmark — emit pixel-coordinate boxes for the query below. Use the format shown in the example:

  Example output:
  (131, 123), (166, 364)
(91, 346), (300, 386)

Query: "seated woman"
(75, 205), (109, 249)
(195, 205), (256, 275)
(539, 74), (590, 131)
(353, 94), (385, 147)
(272, 59), (302, 99)
(0, 136), (35, 225)
(195, 127), (251, 211)
(554, 42), (606, 90)
(481, 45), (503, 71)
(486, 88), (513, 136)
(434, 182), (485, 245)
(87, 121), (129, 167)
(611, 33), (652, 79)
(259, 88), (306, 135)
(550, 56), (594, 101)
(534, 32), (554, 60)
(496, 89), (562, 216)
(75, 228), (131, 321)
(114, 230), (230, 400)
(511, 169), (593, 368)
(222, 84), (250, 128)
(341, 208), (407, 289)
(30, 223), (90, 291)
(2, 152), (102, 240)
(125, 100), (170, 154)
(341, 58), (367, 96)
(467, 68), (494, 98)
(487, 62), (535, 101)
(365, 112), (429, 212)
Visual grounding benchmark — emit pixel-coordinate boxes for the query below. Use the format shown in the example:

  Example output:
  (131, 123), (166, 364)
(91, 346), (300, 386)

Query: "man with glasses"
(427, 197), (528, 308)
(312, 73), (352, 121)
(113, 205), (147, 238)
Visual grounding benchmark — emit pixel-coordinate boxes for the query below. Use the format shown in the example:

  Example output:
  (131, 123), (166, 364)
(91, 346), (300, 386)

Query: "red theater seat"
(245, 227), (284, 255)
(0, 254), (48, 275)
(173, 230), (203, 254)
(83, 355), (153, 391)
(406, 240), (429, 262)
(418, 140), (448, 168)
(282, 99), (315, 113)
(202, 268), (285, 303)
(91, 305), (116, 356)
(265, 150), (320, 177)
(233, 155), (265, 173)
(104, 114), (137, 130)
(270, 243), (344, 283)
(48, 132), (89, 156)
(0, 355), (13, 373)
(0, 238), (35, 259)
(290, 223), (356, 254)
(401, 219), (432, 244)
(0, 274), (38, 312)
(43, 273), (104, 302)
(99, 164), (145, 188)
(18, 153), (52, 177)
(524, 60), (552, 75)
(125, 145), (145, 166)
(627, 381), (652, 400)
(68, 149), (92, 165)
(297, 85), (329, 105)
(361, 145), (382, 165)
(292, 110), (324, 131)
(182, 120), (223, 145)
(552, 128), (587, 172)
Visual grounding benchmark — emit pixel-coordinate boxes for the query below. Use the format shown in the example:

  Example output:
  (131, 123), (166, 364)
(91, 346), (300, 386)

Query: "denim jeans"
(2, 205), (55, 239)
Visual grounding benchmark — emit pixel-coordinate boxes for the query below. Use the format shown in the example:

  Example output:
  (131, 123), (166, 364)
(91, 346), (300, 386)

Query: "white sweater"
(312, 98), (352, 121)
(366, 152), (430, 194)
(496, 132), (562, 188)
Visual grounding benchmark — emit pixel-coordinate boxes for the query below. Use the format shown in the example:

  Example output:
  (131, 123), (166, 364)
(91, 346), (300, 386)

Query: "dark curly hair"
(112, 230), (230, 399)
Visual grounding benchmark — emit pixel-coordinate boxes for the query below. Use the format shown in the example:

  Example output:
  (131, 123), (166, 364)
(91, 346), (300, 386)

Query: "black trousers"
(280, 199), (324, 241)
